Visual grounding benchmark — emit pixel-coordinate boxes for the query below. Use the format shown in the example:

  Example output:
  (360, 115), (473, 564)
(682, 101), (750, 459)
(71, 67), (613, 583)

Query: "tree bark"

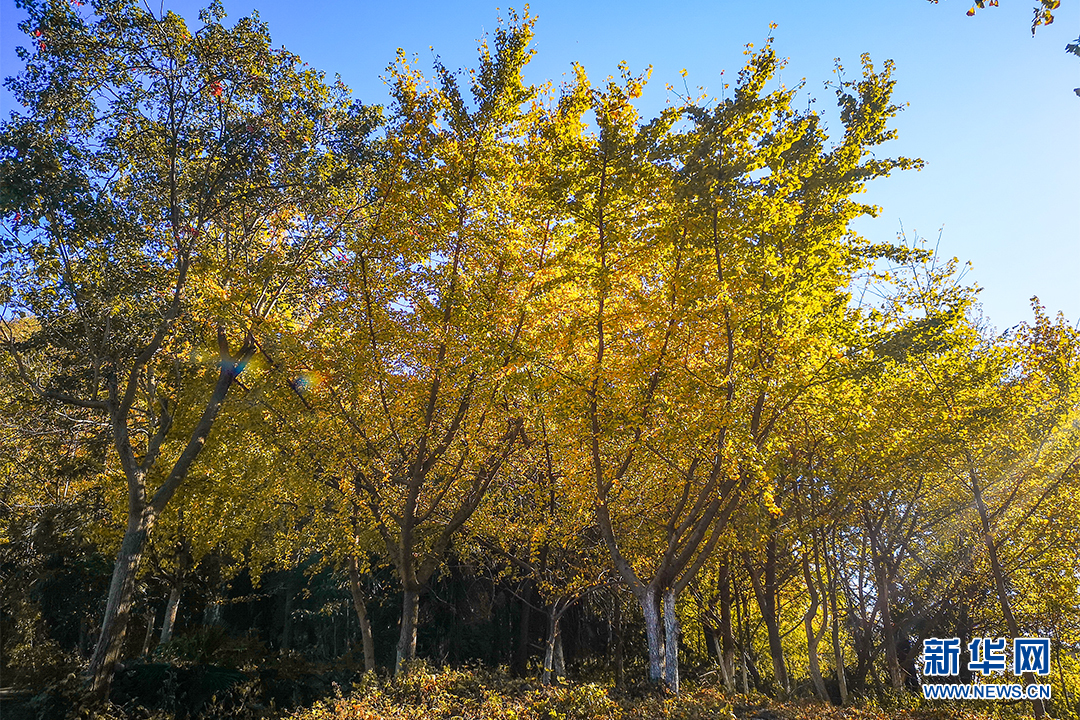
(641, 586), (666, 686)
(542, 609), (560, 685)
(140, 606), (156, 657)
(395, 586), (420, 675)
(280, 582), (294, 651)
(347, 555), (376, 672)
(803, 554), (829, 702)
(662, 589), (680, 693)
(866, 514), (903, 692)
(159, 580), (183, 645)
(968, 462), (1045, 719)
(744, 548), (790, 696)
(88, 507), (153, 702)
(718, 560), (737, 691)
(825, 532), (849, 705)
(704, 623), (723, 663)
(553, 626), (565, 680)
(743, 650), (765, 693)
(874, 556), (903, 691)
(734, 567), (750, 693)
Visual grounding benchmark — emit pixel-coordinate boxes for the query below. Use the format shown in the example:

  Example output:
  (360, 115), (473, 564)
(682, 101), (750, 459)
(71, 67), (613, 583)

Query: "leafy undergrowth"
(287, 667), (999, 720)
(5, 664), (1025, 720)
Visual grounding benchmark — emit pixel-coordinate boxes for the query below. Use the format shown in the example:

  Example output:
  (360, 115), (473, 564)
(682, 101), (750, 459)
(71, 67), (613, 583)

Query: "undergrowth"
(286, 665), (1012, 720)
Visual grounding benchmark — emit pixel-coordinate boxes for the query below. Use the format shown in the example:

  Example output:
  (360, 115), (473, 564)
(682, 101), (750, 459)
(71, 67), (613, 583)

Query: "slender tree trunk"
(718, 560), (737, 691)
(743, 650), (765, 692)
(553, 628), (565, 680)
(968, 465), (1045, 719)
(140, 606), (156, 657)
(663, 589), (680, 693)
(347, 555), (375, 672)
(733, 566), (750, 694)
(395, 586), (420, 675)
(516, 601), (532, 674)
(704, 623), (723, 663)
(803, 554), (829, 702)
(825, 534), (848, 705)
(641, 586), (666, 686)
(159, 581), (183, 645)
(762, 611), (789, 696)
(87, 507), (154, 702)
(744, 548), (790, 696)
(873, 551), (903, 691)
(831, 606), (849, 704)
(542, 609), (561, 686)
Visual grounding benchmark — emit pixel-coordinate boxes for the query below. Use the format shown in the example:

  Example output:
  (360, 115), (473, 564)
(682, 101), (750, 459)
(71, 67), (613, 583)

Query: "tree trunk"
(734, 567), (750, 693)
(542, 609), (561, 686)
(803, 554), (829, 702)
(718, 560), (737, 692)
(663, 589), (680, 693)
(395, 586), (420, 675)
(704, 623), (723, 663)
(968, 465), (1045, 719)
(79, 616), (88, 658)
(159, 581), (183, 645)
(347, 555), (376, 672)
(140, 606), (156, 657)
(743, 650), (765, 692)
(553, 625), (565, 680)
(83, 339), (248, 704)
(641, 586), (666, 686)
(744, 548), (790, 696)
(87, 507), (153, 703)
(873, 551), (903, 691)
(831, 609), (849, 704)
(824, 535), (848, 705)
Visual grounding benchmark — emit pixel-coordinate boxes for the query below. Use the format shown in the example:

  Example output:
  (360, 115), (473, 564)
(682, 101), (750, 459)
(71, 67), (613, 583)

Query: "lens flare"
(294, 370), (324, 392)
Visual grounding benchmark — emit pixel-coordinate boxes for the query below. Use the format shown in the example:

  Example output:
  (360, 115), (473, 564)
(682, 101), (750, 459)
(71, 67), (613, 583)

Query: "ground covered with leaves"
(284, 667), (1026, 720)
(5, 663), (1040, 720)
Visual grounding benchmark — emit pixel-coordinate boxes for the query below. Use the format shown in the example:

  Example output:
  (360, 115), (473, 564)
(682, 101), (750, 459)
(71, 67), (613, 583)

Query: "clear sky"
(3, 0), (1077, 331)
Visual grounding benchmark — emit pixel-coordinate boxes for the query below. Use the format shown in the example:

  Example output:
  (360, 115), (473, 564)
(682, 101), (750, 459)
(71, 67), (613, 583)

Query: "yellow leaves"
(762, 489), (783, 518)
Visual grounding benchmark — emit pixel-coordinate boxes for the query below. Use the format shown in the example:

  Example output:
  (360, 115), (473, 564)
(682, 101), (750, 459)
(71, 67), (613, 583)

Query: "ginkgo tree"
(0, 0), (373, 699)
(276, 13), (545, 675)
(527, 38), (922, 691)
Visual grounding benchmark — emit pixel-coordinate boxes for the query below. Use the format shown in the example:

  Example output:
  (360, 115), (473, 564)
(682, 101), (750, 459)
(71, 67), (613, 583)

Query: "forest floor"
(3, 664), (1040, 720)
(281, 666), (1029, 720)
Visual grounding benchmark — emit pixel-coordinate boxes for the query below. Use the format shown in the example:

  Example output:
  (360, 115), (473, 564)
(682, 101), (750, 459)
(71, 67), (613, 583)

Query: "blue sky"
(3, 0), (1077, 330)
